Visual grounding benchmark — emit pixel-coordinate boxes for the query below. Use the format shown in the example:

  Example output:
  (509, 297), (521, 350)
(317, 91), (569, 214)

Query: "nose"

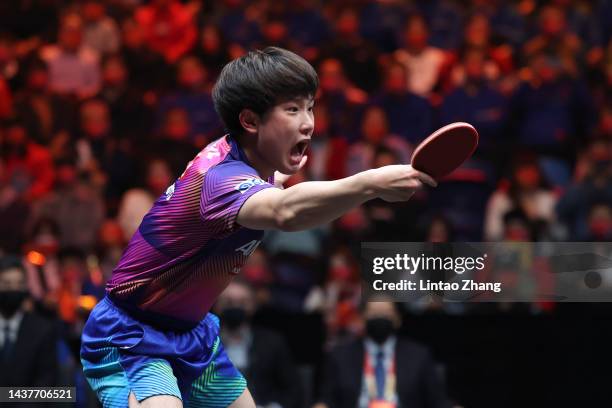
(300, 111), (314, 135)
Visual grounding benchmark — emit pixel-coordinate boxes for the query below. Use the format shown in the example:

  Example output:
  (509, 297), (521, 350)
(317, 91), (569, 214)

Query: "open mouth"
(290, 140), (310, 159)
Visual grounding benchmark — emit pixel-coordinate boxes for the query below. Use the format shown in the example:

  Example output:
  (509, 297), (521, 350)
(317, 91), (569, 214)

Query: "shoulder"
(396, 337), (431, 357)
(205, 159), (264, 188)
(329, 337), (363, 356)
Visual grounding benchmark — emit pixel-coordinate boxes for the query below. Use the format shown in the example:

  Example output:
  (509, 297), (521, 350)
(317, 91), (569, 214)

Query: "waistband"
(106, 294), (199, 332)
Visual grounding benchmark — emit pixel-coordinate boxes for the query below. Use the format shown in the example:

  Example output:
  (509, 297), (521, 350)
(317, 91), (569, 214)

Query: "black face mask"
(365, 317), (395, 344)
(0, 290), (28, 318)
(221, 307), (247, 331)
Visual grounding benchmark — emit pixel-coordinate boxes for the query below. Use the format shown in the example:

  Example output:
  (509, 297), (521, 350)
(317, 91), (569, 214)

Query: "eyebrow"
(286, 96), (315, 104)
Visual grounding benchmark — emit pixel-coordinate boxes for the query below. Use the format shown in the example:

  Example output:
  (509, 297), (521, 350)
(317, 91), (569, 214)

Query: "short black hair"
(212, 47), (318, 136)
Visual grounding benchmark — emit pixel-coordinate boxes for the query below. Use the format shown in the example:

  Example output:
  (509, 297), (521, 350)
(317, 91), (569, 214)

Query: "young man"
(80, 47), (436, 408)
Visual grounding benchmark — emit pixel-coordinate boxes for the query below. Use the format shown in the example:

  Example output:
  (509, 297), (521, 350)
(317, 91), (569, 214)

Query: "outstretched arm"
(237, 165), (437, 232)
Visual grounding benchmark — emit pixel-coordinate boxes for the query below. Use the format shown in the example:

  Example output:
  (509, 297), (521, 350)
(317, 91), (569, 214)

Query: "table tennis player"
(80, 47), (438, 408)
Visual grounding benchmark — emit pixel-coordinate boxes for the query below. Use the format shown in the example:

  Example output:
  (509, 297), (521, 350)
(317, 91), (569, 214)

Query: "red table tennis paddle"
(411, 122), (479, 180)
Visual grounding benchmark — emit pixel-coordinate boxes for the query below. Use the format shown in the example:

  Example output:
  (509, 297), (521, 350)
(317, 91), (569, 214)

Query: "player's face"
(257, 96), (314, 174)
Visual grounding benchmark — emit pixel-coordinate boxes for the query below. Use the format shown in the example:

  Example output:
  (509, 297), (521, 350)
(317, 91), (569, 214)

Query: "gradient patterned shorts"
(80, 296), (246, 407)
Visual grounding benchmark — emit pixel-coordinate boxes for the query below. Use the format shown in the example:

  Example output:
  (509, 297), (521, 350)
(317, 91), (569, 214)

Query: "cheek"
(257, 124), (286, 161)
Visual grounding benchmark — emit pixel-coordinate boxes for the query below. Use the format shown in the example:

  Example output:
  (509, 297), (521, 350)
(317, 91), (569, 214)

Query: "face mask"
(0, 290), (28, 317)
(365, 317), (395, 344)
(221, 307), (247, 331)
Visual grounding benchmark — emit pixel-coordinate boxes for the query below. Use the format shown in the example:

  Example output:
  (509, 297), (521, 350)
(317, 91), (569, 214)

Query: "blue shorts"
(80, 296), (246, 407)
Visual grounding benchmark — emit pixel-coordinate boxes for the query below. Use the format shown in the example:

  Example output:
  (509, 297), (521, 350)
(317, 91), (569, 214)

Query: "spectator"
(97, 53), (153, 138)
(440, 48), (508, 163)
(523, 5), (582, 77)
(394, 14), (447, 97)
(215, 280), (301, 408)
(361, 147), (428, 242)
(14, 57), (76, 145)
(119, 17), (171, 92)
(318, 245), (362, 345)
(240, 247), (275, 306)
(259, 17), (292, 51)
(0, 117), (55, 202)
(0, 157), (31, 253)
(453, 13), (505, 80)
(39, 13), (101, 99)
(31, 160), (104, 252)
(358, 0), (406, 52)
(316, 58), (367, 141)
(157, 55), (222, 147)
(22, 218), (62, 312)
(585, 202), (612, 241)
(286, 0), (330, 59)
(320, 7), (381, 93)
(370, 60), (433, 144)
(0, 256), (58, 389)
(509, 51), (594, 158)
(134, 0), (198, 64)
(117, 158), (173, 239)
(346, 106), (412, 175)
(150, 107), (199, 178)
(217, 0), (262, 54)
(194, 23), (231, 78)
(315, 300), (451, 408)
(81, 0), (121, 56)
(307, 103), (349, 181)
(468, 0), (528, 50)
(556, 139), (612, 240)
(76, 98), (135, 202)
(422, 0), (464, 50)
(95, 219), (126, 282)
(421, 214), (455, 243)
(484, 153), (557, 241)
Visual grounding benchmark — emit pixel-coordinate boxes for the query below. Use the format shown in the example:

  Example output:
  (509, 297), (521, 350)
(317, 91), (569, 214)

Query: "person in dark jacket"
(215, 280), (301, 408)
(0, 255), (58, 388)
(315, 301), (451, 408)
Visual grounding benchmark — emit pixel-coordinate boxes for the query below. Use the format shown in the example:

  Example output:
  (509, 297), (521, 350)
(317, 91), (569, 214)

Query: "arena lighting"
(26, 250), (46, 266)
(78, 295), (98, 311)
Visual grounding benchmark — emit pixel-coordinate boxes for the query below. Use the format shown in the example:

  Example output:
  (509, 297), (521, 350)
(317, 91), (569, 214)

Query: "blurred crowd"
(0, 0), (611, 407)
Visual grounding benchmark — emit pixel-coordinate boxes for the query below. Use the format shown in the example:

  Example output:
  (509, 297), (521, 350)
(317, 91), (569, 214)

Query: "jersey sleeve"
(200, 162), (275, 234)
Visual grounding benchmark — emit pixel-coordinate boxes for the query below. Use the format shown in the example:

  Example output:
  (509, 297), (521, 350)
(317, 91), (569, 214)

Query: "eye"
(308, 105), (314, 112)
(286, 106), (299, 113)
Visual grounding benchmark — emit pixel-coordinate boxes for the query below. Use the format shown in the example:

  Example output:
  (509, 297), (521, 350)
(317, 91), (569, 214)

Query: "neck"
(236, 135), (275, 180)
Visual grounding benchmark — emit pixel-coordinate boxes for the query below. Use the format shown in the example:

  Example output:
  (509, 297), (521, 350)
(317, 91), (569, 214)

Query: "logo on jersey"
(235, 240), (261, 257)
(164, 183), (175, 200)
(235, 178), (266, 194)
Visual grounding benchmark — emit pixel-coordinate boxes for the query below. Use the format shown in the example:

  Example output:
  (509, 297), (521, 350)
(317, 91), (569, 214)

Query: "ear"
(239, 109), (259, 135)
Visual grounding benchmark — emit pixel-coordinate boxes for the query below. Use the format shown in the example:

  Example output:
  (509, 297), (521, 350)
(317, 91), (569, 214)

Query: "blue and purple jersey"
(106, 136), (275, 326)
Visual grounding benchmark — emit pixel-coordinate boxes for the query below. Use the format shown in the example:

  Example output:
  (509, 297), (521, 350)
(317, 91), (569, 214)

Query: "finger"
(414, 171), (438, 187)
